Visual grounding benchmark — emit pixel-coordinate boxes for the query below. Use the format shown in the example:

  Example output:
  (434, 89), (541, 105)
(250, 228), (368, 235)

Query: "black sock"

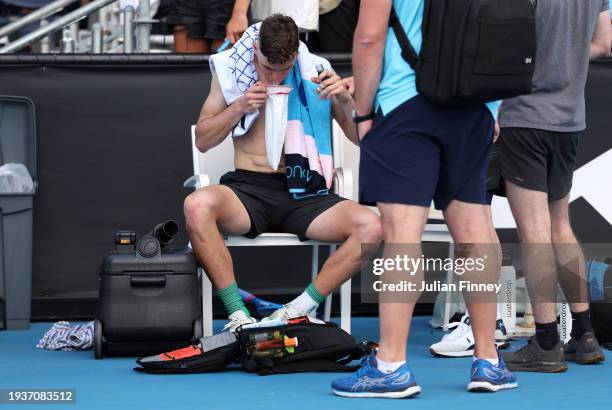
(570, 309), (594, 340)
(535, 321), (559, 350)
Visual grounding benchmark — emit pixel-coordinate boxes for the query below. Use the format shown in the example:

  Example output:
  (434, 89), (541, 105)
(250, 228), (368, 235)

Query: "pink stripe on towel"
(284, 121), (307, 155)
(284, 120), (334, 189)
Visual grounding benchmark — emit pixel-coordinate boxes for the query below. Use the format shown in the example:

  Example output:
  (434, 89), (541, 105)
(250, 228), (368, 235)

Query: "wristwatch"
(352, 110), (375, 123)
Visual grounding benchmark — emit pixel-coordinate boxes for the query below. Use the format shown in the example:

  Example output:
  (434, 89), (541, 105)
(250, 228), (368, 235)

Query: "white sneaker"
(222, 310), (257, 333)
(261, 304), (301, 322)
(262, 304), (322, 323)
(429, 313), (510, 357)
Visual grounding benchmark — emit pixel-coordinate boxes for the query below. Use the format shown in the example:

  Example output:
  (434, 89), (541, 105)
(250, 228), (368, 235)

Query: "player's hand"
(236, 81), (267, 114)
(342, 76), (355, 97)
(311, 70), (352, 104)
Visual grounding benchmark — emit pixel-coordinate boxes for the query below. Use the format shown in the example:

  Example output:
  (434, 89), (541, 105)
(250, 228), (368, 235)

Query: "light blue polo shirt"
(375, 0), (500, 119)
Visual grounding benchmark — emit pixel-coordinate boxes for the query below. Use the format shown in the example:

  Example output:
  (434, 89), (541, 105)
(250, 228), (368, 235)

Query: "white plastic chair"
(184, 125), (354, 337)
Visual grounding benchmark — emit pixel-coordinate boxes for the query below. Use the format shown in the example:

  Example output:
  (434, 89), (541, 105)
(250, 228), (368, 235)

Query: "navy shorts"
(359, 95), (495, 210)
(486, 142), (502, 204)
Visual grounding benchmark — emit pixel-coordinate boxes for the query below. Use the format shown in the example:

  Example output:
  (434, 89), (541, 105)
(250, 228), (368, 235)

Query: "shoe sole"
(430, 347), (473, 358)
(468, 381), (518, 392)
(429, 341), (510, 358)
(506, 362), (568, 373)
(564, 352), (606, 364)
(332, 385), (421, 399)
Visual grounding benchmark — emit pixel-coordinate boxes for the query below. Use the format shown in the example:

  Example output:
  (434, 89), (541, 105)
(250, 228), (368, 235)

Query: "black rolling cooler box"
(95, 222), (202, 359)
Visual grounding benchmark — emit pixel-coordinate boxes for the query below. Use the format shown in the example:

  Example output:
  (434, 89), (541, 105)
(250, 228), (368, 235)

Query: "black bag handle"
(389, 6), (421, 69)
(335, 342), (375, 365)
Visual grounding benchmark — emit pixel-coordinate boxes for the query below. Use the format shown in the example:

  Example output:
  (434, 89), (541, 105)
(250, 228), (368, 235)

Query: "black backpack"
(134, 320), (373, 375)
(390, 0), (537, 105)
(239, 321), (373, 375)
(134, 331), (240, 374)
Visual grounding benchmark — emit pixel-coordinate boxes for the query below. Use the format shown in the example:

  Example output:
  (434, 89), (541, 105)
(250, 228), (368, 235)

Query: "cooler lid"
(0, 95), (37, 181)
(101, 250), (197, 275)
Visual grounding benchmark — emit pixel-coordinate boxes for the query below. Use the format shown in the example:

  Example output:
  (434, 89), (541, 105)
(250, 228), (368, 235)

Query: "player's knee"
(184, 191), (218, 232)
(357, 212), (383, 244)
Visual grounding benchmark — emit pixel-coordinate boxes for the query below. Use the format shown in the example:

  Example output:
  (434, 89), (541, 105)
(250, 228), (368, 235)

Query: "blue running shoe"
(331, 353), (421, 398)
(468, 350), (518, 392)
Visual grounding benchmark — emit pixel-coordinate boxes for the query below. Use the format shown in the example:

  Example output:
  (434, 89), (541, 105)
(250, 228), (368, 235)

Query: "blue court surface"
(1, 316), (609, 410)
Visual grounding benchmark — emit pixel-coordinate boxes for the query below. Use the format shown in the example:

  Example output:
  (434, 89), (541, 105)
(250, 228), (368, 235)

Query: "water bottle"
(498, 252), (516, 336)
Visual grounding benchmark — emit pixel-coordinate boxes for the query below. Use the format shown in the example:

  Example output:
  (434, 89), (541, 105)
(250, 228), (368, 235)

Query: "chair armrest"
(183, 173), (210, 190)
(333, 167), (354, 201)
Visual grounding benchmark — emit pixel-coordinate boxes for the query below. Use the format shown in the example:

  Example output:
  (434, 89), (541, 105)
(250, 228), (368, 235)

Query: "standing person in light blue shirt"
(331, 0), (516, 398)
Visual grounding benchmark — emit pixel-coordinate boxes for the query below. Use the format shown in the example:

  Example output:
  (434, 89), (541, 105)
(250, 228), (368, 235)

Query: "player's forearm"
(195, 103), (245, 152)
(335, 100), (359, 146)
(352, 26), (385, 115)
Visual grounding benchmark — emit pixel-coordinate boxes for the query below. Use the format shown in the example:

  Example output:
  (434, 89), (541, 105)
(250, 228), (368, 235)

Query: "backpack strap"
(389, 6), (421, 69)
(335, 341), (375, 365)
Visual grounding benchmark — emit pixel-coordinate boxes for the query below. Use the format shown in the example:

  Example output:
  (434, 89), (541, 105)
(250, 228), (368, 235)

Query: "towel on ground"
(36, 321), (94, 351)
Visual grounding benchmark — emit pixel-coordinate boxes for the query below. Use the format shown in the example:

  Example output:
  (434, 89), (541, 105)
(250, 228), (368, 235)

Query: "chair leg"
(200, 268), (214, 337)
(340, 278), (351, 334)
(311, 245), (319, 281)
(323, 245), (336, 322)
(442, 238), (454, 331)
(324, 297), (332, 322)
(324, 243), (351, 333)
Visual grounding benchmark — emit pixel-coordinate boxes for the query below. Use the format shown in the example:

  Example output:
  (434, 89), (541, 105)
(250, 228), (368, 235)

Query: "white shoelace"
(441, 315), (471, 341)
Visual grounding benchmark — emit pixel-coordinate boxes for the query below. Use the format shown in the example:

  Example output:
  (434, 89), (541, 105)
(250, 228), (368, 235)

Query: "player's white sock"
(376, 357), (405, 373)
(474, 356), (499, 367)
(287, 290), (319, 316)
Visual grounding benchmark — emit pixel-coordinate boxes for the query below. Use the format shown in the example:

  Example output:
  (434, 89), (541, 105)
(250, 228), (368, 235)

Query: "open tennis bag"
(134, 317), (375, 375)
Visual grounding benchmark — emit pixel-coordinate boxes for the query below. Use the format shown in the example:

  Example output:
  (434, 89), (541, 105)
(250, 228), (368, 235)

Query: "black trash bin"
(0, 95), (36, 330)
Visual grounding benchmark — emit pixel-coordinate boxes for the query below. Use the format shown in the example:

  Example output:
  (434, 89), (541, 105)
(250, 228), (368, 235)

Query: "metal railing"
(0, 0), (159, 54)
(0, 0), (79, 40)
(0, 0), (117, 53)
(134, 0), (155, 52)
